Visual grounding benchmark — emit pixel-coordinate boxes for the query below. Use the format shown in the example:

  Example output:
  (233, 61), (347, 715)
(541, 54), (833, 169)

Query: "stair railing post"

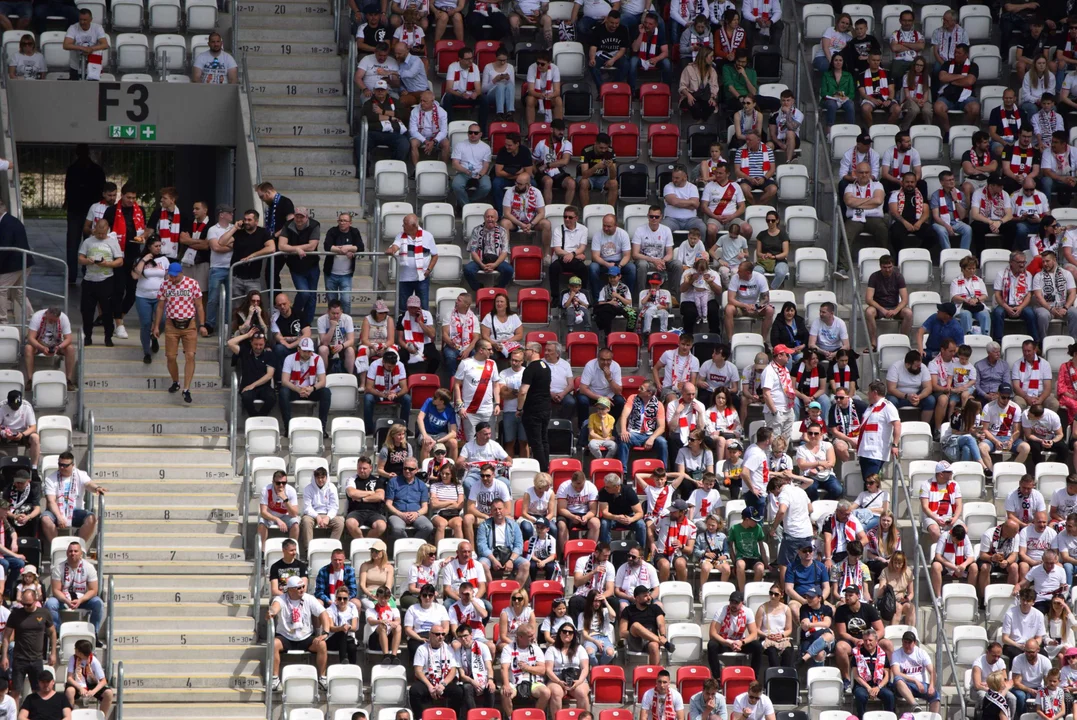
(116, 662), (124, 720)
(106, 575), (115, 680)
(264, 616), (274, 720)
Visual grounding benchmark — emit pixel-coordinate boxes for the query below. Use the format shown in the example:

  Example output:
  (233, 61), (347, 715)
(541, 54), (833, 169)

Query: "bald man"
(500, 172), (552, 258)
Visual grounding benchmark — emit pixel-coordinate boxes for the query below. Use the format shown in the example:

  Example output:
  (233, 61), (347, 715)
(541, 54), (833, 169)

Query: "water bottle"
(971, 320), (982, 336)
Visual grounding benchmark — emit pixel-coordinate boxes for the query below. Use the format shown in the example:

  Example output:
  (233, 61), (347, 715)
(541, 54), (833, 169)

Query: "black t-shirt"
(232, 227), (271, 280)
(1003, 143), (1041, 168)
(346, 472), (386, 515)
(238, 345), (272, 388)
(21, 692), (70, 720)
(495, 146), (532, 177)
(1017, 29), (1048, 58)
(361, 22), (390, 48)
(269, 558), (308, 590)
(619, 601), (665, 633)
(8, 607), (52, 665)
(833, 601), (880, 639)
(589, 22), (631, 58)
(521, 359), (552, 412)
(988, 106), (1026, 139)
(580, 144), (615, 177)
(266, 194), (295, 237)
(102, 203), (148, 254)
(273, 310), (308, 340)
(597, 485), (641, 518)
(283, 221), (321, 273)
(3, 482), (39, 520)
(798, 603), (833, 642)
(940, 61), (980, 102)
(842, 34), (880, 73)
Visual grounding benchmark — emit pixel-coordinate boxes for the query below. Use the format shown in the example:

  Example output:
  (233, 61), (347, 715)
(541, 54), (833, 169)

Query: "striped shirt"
(741, 146), (775, 178)
(431, 482), (463, 505)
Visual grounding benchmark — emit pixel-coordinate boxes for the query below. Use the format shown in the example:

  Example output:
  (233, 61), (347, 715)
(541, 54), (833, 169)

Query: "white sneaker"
(114, 325), (129, 339)
(271, 676), (281, 691)
(318, 676), (328, 691)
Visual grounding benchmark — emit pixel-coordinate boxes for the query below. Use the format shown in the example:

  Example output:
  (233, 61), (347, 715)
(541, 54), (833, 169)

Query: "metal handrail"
(116, 661), (125, 720)
(0, 247), (70, 365)
(229, 369), (238, 470)
(241, 450), (251, 554)
(891, 458), (968, 720)
(106, 575), (115, 681)
(264, 610), (273, 720)
(231, 0), (239, 62)
(252, 532), (262, 618)
(346, 38), (357, 140)
(241, 52), (262, 185)
(76, 332), (84, 430)
(357, 119), (369, 213)
(96, 493), (104, 581)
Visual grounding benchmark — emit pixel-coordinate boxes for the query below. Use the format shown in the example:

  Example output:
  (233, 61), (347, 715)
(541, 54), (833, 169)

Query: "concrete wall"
(233, 85), (261, 223)
(9, 81), (239, 145)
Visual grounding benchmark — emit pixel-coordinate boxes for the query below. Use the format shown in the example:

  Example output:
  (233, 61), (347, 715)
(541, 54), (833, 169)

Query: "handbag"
(171, 318), (191, 330)
(558, 666), (581, 684)
(493, 545), (512, 564)
(516, 681), (533, 700)
(877, 584), (897, 622)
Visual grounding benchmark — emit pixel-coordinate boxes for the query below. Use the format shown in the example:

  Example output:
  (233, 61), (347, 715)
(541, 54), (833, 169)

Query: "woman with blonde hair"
(498, 588), (536, 654)
(429, 463), (464, 545)
(519, 472), (557, 542)
(377, 423), (414, 480)
(401, 543), (440, 610)
(357, 540), (394, 610)
(865, 508), (901, 576)
(678, 47), (720, 122)
(875, 549), (914, 625)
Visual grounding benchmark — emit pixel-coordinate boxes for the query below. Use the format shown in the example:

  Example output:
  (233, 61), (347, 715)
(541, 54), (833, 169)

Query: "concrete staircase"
(82, 338), (265, 720)
(239, 0), (363, 225)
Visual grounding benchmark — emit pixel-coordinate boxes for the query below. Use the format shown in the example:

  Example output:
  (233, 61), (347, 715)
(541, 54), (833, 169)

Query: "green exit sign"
(107, 125), (137, 139)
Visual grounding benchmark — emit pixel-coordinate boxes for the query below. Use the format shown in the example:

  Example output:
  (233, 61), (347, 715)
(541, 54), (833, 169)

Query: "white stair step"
(123, 670), (262, 690)
(94, 463), (234, 481)
(106, 519), (242, 535)
(93, 432), (229, 448)
(240, 41), (337, 55)
(104, 560), (252, 574)
(85, 344), (220, 361)
(248, 68), (340, 83)
(93, 403), (226, 419)
(93, 419), (229, 435)
(107, 531), (242, 547)
(112, 628), (256, 645)
(103, 547), (246, 563)
(262, 162), (355, 178)
(84, 375), (224, 391)
(103, 505), (237, 521)
(256, 106), (347, 123)
(258, 135), (353, 149)
(122, 702), (266, 720)
(235, 0), (331, 15)
(99, 479), (241, 493)
(114, 615), (254, 631)
(119, 688), (265, 704)
(88, 388), (228, 407)
(111, 601), (251, 618)
(238, 17), (335, 32)
(274, 191), (363, 217)
(263, 175), (360, 191)
(111, 588), (251, 604)
(246, 54), (341, 70)
(94, 448), (231, 464)
(251, 94), (345, 107)
(107, 492), (237, 508)
(83, 358), (222, 377)
(111, 645), (262, 663)
(260, 147), (352, 164)
(111, 574), (251, 589)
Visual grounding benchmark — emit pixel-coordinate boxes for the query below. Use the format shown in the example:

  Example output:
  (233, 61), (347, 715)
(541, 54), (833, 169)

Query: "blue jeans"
(742, 490), (766, 518)
(859, 457), (885, 478)
(589, 57), (629, 96)
(485, 82), (515, 114)
(854, 684), (895, 717)
(584, 634), (616, 666)
(802, 630), (834, 659)
(452, 173), (492, 208)
(754, 262), (789, 289)
(398, 279), (430, 311)
(1015, 221), (1037, 252)
(932, 220), (973, 250)
(1065, 562), (1076, 586)
(600, 517), (647, 548)
(812, 55), (831, 73)
(363, 391), (412, 432)
(991, 305), (1039, 342)
(823, 98), (855, 126)
(956, 434), (982, 462)
(463, 260), (514, 291)
(205, 266), (230, 330)
(616, 432), (667, 467)
(627, 56), (673, 91)
(325, 273), (353, 315)
(443, 346), (466, 377)
(854, 508), (880, 532)
(0, 555), (24, 597)
(1014, 690), (1030, 713)
(806, 473), (843, 501)
(290, 265), (320, 326)
(134, 296), (163, 356)
(588, 261), (636, 303)
(956, 308), (991, 336)
(887, 393), (937, 413)
(895, 678), (940, 705)
(45, 595), (104, 634)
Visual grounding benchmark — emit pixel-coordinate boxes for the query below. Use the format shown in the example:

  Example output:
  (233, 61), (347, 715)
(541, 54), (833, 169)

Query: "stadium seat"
(658, 581), (694, 622)
(37, 415), (71, 455)
(909, 125), (943, 162)
(776, 164), (809, 202)
(617, 163), (650, 203)
(979, 85), (1006, 121)
(1037, 463), (1069, 496)
(111, 0), (144, 29)
(548, 419), (575, 457)
(622, 375), (645, 394)
(551, 42), (585, 78)
(858, 247), (889, 284)
(435, 39), (463, 74)
(295, 457), (330, 494)
(508, 458), (541, 497)
(1043, 335), (1071, 372)
(985, 584), (1015, 624)
(622, 204), (651, 237)
(952, 624), (988, 666)
(687, 125), (718, 162)
(329, 418), (365, 458)
(898, 248), (933, 285)
(743, 581), (772, 613)
(640, 83), (671, 121)
(185, 0), (216, 30)
(545, 204), (569, 233)
(568, 122), (599, 153)
(730, 333), (765, 369)
(598, 712), (631, 720)
(959, 4), (991, 40)
(648, 332), (679, 365)
(702, 581), (736, 619)
(115, 33), (150, 72)
(31, 371), (66, 411)
(379, 201), (413, 241)
(784, 206), (818, 244)
(460, 203), (492, 239)
(807, 666), (844, 706)
(529, 581), (563, 615)
(939, 248), (971, 286)
(475, 287), (507, 320)
(488, 122), (520, 153)
(647, 123), (680, 162)
(39, 31), (67, 69)
(582, 204), (615, 237)
(487, 580), (520, 618)
(633, 666), (661, 700)
(765, 666), (800, 707)
(829, 124), (861, 160)
(148, 0), (182, 31)
(287, 418), (323, 457)
(942, 584), (978, 623)
(325, 663), (363, 707)
(794, 248), (829, 286)
(802, 290), (835, 326)
(251, 456), (286, 499)
(528, 121), (551, 149)
(591, 665), (625, 703)
(950, 461), (984, 500)
(549, 458), (581, 489)
(516, 288), (550, 323)
(323, 374), (358, 413)
(607, 332), (640, 369)
(802, 3), (835, 40)
(962, 501), (997, 540)
(908, 290), (942, 327)
(59, 621), (95, 662)
(3, 30), (28, 64)
(510, 247), (543, 285)
(417, 205), (454, 242)
(964, 334), (991, 365)
(563, 540), (595, 580)
(469, 710), (500, 720)
(899, 422), (933, 460)
(414, 161), (449, 200)
(606, 123), (640, 160)
(590, 459), (624, 489)
(282, 665), (319, 707)
(722, 666), (755, 700)
(370, 665), (408, 707)
(968, 45), (1001, 82)
(566, 332), (599, 367)
(667, 622), (703, 663)
(308, 538), (341, 574)
(1001, 334), (1032, 367)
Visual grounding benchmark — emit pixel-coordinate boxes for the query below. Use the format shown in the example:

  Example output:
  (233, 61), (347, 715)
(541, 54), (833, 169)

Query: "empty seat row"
(802, 3), (991, 43)
(30, 30), (206, 73)
(75, 0), (216, 32)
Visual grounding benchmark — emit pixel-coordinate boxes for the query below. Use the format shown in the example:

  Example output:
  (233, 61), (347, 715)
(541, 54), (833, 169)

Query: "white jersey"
(857, 398), (900, 461)
(455, 357), (499, 416)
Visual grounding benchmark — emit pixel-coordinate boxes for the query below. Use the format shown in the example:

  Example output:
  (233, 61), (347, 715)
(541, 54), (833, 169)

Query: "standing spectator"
(279, 209), (321, 327)
(322, 213), (363, 316)
(387, 215), (438, 311)
(519, 342), (553, 471)
(151, 263), (205, 404)
(46, 541), (103, 635)
(60, 9), (105, 78)
(253, 182), (295, 291)
(2, 588), (54, 706)
(63, 144), (102, 283)
(131, 238), (168, 363)
(450, 124), (492, 209)
(77, 220), (122, 346)
(229, 210), (274, 301)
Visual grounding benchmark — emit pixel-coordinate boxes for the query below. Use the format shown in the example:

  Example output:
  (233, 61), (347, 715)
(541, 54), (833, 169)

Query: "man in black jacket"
(63, 145), (103, 283)
(0, 201), (32, 326)
(323, 213), (364, 316)
(362, 80), (409, 161)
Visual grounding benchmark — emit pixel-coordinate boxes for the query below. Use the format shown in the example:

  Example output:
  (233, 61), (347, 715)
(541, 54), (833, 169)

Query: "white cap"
(286, 576), (303, 589)
(935, 460), (952, 473)
(298, 337), (315, 352)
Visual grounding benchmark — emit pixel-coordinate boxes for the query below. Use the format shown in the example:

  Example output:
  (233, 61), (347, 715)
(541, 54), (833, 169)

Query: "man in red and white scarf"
(500, 171), (552, 257)
(733, 131), (778, 207)
(280, 337), (332, 428)
(443, 292), (479, 377)
(1041, 130), (1077, 204)
(151, 187), (183, 262)
(364, 346), (412, 432)
(654, 499), (696, 581)
(640, 670), (687, 720)
(971, 177), (1017, 254)
(880, 130), (923, 196)
(822, 501), (868, 569)
(441, 48), (489, 128)
(1010, 176), (1049, 250)
(740, 0), (783, 46)
(441, 541), (488, 608)
(706, 591), (761, 675)
(991, 250), (1037, 344)
(858, 52), (901, 125)
(760, 345), (796, 439)
(407, 90), (450, 164)
(665, 381), (707, 453)
(930, 522), (977, 596)
(1002, 127), (1040, 193)
(887, 171), (934, 251)
(1012, 338), (1059, 411)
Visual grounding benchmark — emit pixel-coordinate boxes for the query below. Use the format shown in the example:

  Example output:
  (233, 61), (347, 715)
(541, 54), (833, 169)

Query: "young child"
(66, 638), (113, 716)
(720, 440), (744, 499)
(698, 141), (728, 187)
(593, 265), (636, 336)
(12, 565), (42, 608)
(562, 275), (591, 330)
(1033, 94), (1065, 151)
(587, 397), (617, 459)
(798, 403), (827, 434)
(540, 597), (573, 645)
(638, 272), (672, 335)
(694, 513), (732, 584)
(643, 466), (682, 549)
(712, 222), (749, 285)
(687, 471), (723, 530)
(393, 8), (427, 58)
(527, 518), (560, 581)
(673, 227), (708, 283)
(1039, 668), (1067, 720)
(769, 89), (804, 164)
(951, 343), (979, 407)
(829, 348), (858, 395)
(728, 507), (768, 588)
(1060, 648), (1077, 719)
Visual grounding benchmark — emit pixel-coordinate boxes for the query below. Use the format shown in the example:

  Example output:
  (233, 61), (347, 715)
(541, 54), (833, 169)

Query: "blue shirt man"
(920, 302), (965, 359)
(783, 544), (830, 610)
(385, 459), (434, 542)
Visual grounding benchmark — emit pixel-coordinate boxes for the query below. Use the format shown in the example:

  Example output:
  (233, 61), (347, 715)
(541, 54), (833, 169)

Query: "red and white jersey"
(1011, 189), (1050, 219)
(982, 400), (1022, 437)
(919, 479), (962, 522)
(741, 444), (769, 496)
(262, 483), (297, 516)
(857, 398), (900, 461)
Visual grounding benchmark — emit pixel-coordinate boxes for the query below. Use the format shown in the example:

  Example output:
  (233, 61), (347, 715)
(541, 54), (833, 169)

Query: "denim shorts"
(937, 95), (974, 111)
(42, 508), (91, 528)
(587, 175), (610, 190)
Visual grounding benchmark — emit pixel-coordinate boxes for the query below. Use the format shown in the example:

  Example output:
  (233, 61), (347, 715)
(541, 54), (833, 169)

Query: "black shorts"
(740, 177), (777, 190)
(542, 172), (571, 189)
(347, 509), (387, 528)
(367, 632), (386, 650)
(277, 635), (316, 652)
(12, 661), (44, 694)
(66, 683), (110, 699)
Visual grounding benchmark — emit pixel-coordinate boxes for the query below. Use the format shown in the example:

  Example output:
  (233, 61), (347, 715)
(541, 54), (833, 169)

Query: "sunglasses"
(58, 462), (73, 468)
(648, 214), (662, 219)
(336, 596), (349, 601)
(404, 467), (417, 472)
(769, 591), (781, 597)
(807, 431), (820, 437)
(563, 215), (577, 220)
(431, 632), (446, 637)
(273, 481), (287, 486)
(560, 628), (575, 634)
(468, 130), (481, 135)
(512, 597), (526, 602)
(766, 218), (778, 223)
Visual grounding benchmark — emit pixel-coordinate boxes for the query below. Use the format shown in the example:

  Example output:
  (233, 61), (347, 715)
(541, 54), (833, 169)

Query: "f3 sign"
(97, 82), (150, 123)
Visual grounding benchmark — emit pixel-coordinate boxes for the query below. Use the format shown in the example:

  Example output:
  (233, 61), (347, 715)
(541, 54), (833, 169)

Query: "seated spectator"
(0, 389), (35, 469)
(441, 293), (477, 378)
(975, 342), (1010, 404)
(1032, 249), (1077, 339)
(567, 542), (614, 619)
(1012, 338), (1057, 411)
(628, 11), (671, 91)
(863, 254), (912, 349)
(555, 471), (601, 554)
(1024, 404), (1068, 468)
(479, 295), (522, 362)
(808, 302), (849, 371)
(300, 467), (343, 558)
(679, 47), (721, 124)
(593, 265), (635, 336)
(1013, 639), (1053, 712)
(362, 79), (409, 162)
(1018, 510), (1054, 573)
(524, 52), (562, 126)
(679, 258), (722, 336)
(641, 670), (686, 720)
(46, 541), (103, 635)
(358, 540), (394, 612)
(279, 337), (331, 428)
(653, 498), (696, 581)
(1040, 131), (1077, 203)
(891, 631), (941, 714)
(733, 131), (777, 207)
(729, 508), (768, 589)
(587, 397), (618, 459)
(397, 295), (438, 372)
(326, 586), (360, 665)
(403, 583), (450, 656)
(231, 290), (270, 339)
(550, 208), (589, 304)
(843, 161), (888, 259)
(228, 329), (276, 417)
(930, 521), (977, 597)
(356, 5), (390, 53)
(500, 172), (551, 259)
(1021, 58), (1055, 118)
(458, 422), (510, 496)
(61, 10), (106, 79)
(532, 120), (575, 206)
(447, 580), (490, 648)
(989, 90), (1025, 160)
(314, 548), (357, 608)
(408, 617), (464, 715)
(1003, 129), (1042, 196)
(41, 451), (103, 545)
(752, 211), (789, 289)
(1020, 548), (1068, 614)
(949, 256), (991, 334)
(64, 637), (111, 715)
(442, 47), (488, 127)
(475, 498), (526, 583)
(259, 470), (300, 546)
(356, 42), (399, 98)
(20, 666), (68, 720)
(835, 586), (893, 689)
(795, 424), (842, 500)
(792, 350), (828, 421)
(858, 52), (901, 126)
(701, 165), (746, 247)
(453, 623), (495, 710)
(706, 589), (760, 675)
(23, 307), (75, 391)
(977, 519), (1021, 601)
(497, 588), (535, 654)
(498, 623), (549, 717)
(386, 458), (434, 543)
(596, 472), (644, 547)
(428, 462), (463, 544)
(820, 53), (856, 129)
(1012, 177), (1050, 252)
(577, 349), (625, 427)
(578, 134), (619, 207)
(934, 43), (980, 136)
(1002, 587), (1047, 664)
(724, 261), (774, 341)
(270, 292), (311, 373)
(449, 123), (492, 209)
(637, 273), (671, 334)
(377, 424), (414, 483)
(518, 472), (556, 543)
(191, 31), (236, 84)
(984, 385), (1032, 465)
(417, 389), (458, 464)
(660, 167), (707, 238)
(587, 11), (630, 92)
(315, 300), (356, 375)
(268, 538), (307, 597)
(543, 341), (577, 420)
(492, 134), (533, 213)
(888, 171), (934, 257)
(972, 644), (1018, 718)
(363, 346), (410, 432)
(408, 91), (450, 165)
(842, 17), (879, 76)
(698, 344), (741, 413)
(8, 35), (44, 80)
(899, 61), (933, 134)
(752, 584), (796, 670)
(343, 456), (389, 542)
(885, 350), (935, 423)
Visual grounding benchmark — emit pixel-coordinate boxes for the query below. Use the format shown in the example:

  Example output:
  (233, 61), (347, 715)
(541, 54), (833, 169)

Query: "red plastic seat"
(647, 122), (681, 162)
(423, 710), (456, 720)
(516, 288), (551, 323)
(476, 287), (508, 319)
(607, 123), (640, 159)
(475, 40), (499, 70)
(631, 458), (665, 493)
(529, 580), (564, 616)
(606, 331), (640, 369)
(678, 665), (710, 698)
(549, 458), (582, 489)
(511, 246), (543, 283)
(468, 711), (500, 720)
(525, 330), (559, 346)
(568, 121), (599, 152)
(489, 121), (521, 153)
(566, 331), (599, 367)
(513, 497), (524, 518)
(639, 83), (671, 121)
(513, 711), (545, 720)
(599, 711), (633, 720)
(529, 121), (552, 149)
(487, 579), (520, 617)
(557, 711), (585, 720)
(563, 539), (596, 575)
(622, 375), (646, 393)
(648, 332), (679, 365)
(589, 458), (623, 485)
(600, 82), (632, 120)
(633, 666), (662, 701)
(408, 373), (441, 408)
(721, 666), (756, 701)
(591, 665), (626, 703)
(435, 40), (464, 74)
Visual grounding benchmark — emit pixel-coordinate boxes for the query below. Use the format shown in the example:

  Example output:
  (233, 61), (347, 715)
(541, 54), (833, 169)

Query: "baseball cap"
(595, 396), (611, 408)
(728, 590), (745, 604)
(633, 584), (651, 596)
(373, 299), (389, 313)
(167, 262), (183, 276)
(298, 338), (315, 352)
(727, 440), (743, 451)
(808, 401), (822, 410)
(286, 576), (304, 589)
(568, 276), (582, 286)
(742, 506), (761, 522)
(671, 499), (689, 512)
(842, 585), (860, 595)
(935, 460), (952, 473)
(407, 295), (421, 308)
(608, 266), (621, 276)
(293, 207), (309, 217)
(999, 383), (1013, 396)
(534, 517), (549, 528)
(773, 344), (793, 355)
(856, 133), (872, 144)
(374, 79), (389, 90)
(1065, 647), (1077, 658)
(39, 666), (55, 680)
(647, 272), (663, 285)
(363, 3), (380, 11)
(802, 587), (820, 598)
(936, 302), (957, 316)
(433, 443), (447, 454)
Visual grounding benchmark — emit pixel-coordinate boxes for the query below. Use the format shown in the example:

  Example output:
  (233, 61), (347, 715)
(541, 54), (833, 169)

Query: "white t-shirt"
(632, 224), (675, 259)
(455, 357), (498, 416)
(698, 359), (740, 392)
(357, 52), (400, 90)
(1019, 523), (1057, 563)
(193, 50), (237, 83)
(1026, 563), (1067, 601)
(317, 313), (356, 345)
(499, 366), (524, 413)
(658, 349), (700, 388)
(1032, 268), (1077, 306)
(663, 182), (701, 220)
(1007, 490), (1048, 525)
(614, 560), (659, 595)
(65, 22), (106, 69)
(741, 444), (769, 496)
(207, 224), (234, 268)
(1012, 356), (1053, 400)
(642, 689), (687, 718)
(557, 480), (599, 515)
(983, 400), (1023, 437)
(78, 235), (123, 282)
(777, 484), (814, 537)
(728, 271), (769, 305)
(844, 181), (886, 219)
(271, 593), (325, 641)
(891, 645), (932, 685)
(66, 653), (106, 689)
(858, 399), (900, 461)
(452, 140), (493, 176)
(27, 310), (71, 348)
(1002, 605), (1047, 644)
(45, 469), (91, 519)
(404, 602), (451, 633)
(1024, 407), (1063, 441)
(1051, 489), (1077, 521)
(389, 230), (438, 282)
(9, 52), (45, 79)
(500, 641), (544, 684)
(731, 692), (774, 720)
(414, 642), (458, 682)
(809, 317), (849, 352)
(261, 483), (298, 518)
(548, 358), (574, 394)
(281, 353), (325, 389)
(525, 486), (553, 516)
(579, 358), (622, 397)
(533, 137), (573, 177)
(702, 181), (746, 217)
(460, 439), (509, 464)
(592, 228), (632, 263)
(1012, 652), (1053, 687)
(468, 479), (512, 515)
(481, 312), (522, 344)
(759, 363), (791, 413)
(544, 643), (588, 674)
(973, 654), (1007, 685)
(886, 361), (929, 396)
(0, 400), (34, 433)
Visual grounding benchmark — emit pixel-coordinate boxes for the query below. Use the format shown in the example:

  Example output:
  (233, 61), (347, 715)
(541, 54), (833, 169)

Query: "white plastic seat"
(794, 248), (829, 286)
(864, 713), (896, 720)
(939, 248), (972, 286)
(164, 74), (189, 82)
(115, 33), (150, 72)
(295, 456), (330, 495)
(959, 4), (991, 41)
(880, 4), (910, 36)
(908, 290), (942, 327)
(546, 204), (570, 234)
(950, 461), (985, 500)
(730, 333), (765, 369)
(288, 417), (324, 457)
(743, 581), (772, 613)
(657, 581), (694, 622)
(952, 624), (988, 665)
(349, 537), (380, 568)
(884, 624), (917, 643)
(461, 203), (492, 238)
(326, 665), (364, 707)
(1043, 335), (1071, 373)
(768, 290), (795, 308)
(547, 0), (573, 19)
(245, 417), (281, 456)
(1036, 463), (1069, 497)
(898, 248), (933, 285)
(858, 247), (889, 283)
(877, 334), (912, 374)
(307, 537), (342, 575)
(980, 250), (1011, 291)
(802, 3), (834, 40)
(725, 498), (746, 527)
(582, 204), (616, 239)
(152, 33), (185, 72)
(964, 334), (991, 365)
(189, 33), (209, 58)
(111, 0), (144, 30)
(1001, 334), (1032, 367)
(919, 164), (948, 197)
(421, 202), (455, 241)
(985, 584), (1015, 624)
(3, 30), (29, 66)
(414, 160), (449, 200)
(993, 462), (1026, 500)
(447, 120), (471, 150)
(701, 581), (736, 620)
(185, 0), (217, 31)
(120, 73), (153, 81)
(324, 374), (358, 413)
(920, 4), (948, 36)
(829, 124), (861, 160)
(0, 326), (18, 366)
(868, 123), (900, 144)
(841, 3), (874, 31)
(980, 86), (1006, 121)
(262, 537), (286, 571)
(757, 83), (787, 102)
(622, 204), (651, 237)
(37, 415), (71, 455)
(71, 711), (106, 720)
(508, 458), (541, 498)
(807, 666), (844, 706)
(31, 371), (66, 411)
(251, 456), (287, 499)
(810, 500), (838, 528)
(969, 45), (1001, 82)
(0, 369), (23, 400)
(909, 124), (943, 162)
(375, 160), (409, 199)
(802, 290), (836, 326)
(783, 206), (818, 244)
(899, 421), (933, 460)
(52, 537), (87, 572)
(330, 417), (365, 457)
(962, 501), (998, 540)
(551, 41), (585, 79)
(39, 30), (67, 69)
(436, 287), (466, 325)
(947, 126), (978, 162)
(148, 0), (181, 31)
(59, 621), (95, 661)
(379, 201), (413, 241)
(289, 711), (324, 720)
(743, 205), (776, 229)
(281, 664), (319, 706)
(942, 584), (979, 623)
(436, 537), (464, 561)
(334, 457), (360, 490)
(431, 244), (463, 284)
(392, 538), (425, 593)
(776, 164), (809, 202)
(370, 665), (409, 707)
(666, 622), (703, 663)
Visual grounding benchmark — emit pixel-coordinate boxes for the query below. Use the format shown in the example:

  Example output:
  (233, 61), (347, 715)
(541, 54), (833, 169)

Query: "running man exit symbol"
(140, 124), (157, 140)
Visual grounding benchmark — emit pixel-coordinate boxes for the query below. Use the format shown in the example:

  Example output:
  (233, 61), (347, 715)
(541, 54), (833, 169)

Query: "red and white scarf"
(532, 68), (551, 117)
(709, 406), (737, 430)
(449, 309), (477, 348)
(327, 567), (345, 595)
(402, 312), (424, 347)
(832, 364), (852, 391)
(979, 189), (1007, 220)
(837, 559), (866, 598)
(661, 516), (694, 555)
(1003, 269), (1029, 304)
(669, 352), (694, 388)
(509, 187), (540, 222)
(926, 480), (957, 517)
(398, 24), (422, 47)
(740, 146), (771, 174)
(418, 107), (441, 138)
(1000, 106), (1021, 141)
(828, 515), (858, 552)
(1019, 359), (1043, 391)
(288, 352), (320, 386)
(449, 64), (477, 93)
(651, 692), (678, 720)
(372, 357), (402, 392)
(455, 558), (480, 587)
(111, 202), (146, 251)
(638, 27), (661, 60)
(945, 60), (972, 102)
(157, 206), (181, 258)
(375, 601), (395, 624)
(891, 147), (911, 174)
(1009, 145), (1035, 176)
(895, 189), (925, 218)
(400, 230), (432, 274)
(719, 606), (748, 639)
(909, 74), (926, 101)
(795, 362), (819, 392)
(863, 69), (889, 100)
(773, 361), (794, 398)
(747, 0), (775, 22)
(423, 644), (453, 685)
(968, 148), (992, 169)
(717, 25), (744, 55)
(451, 601), (485, 631)
(854, 645), (888, 685)
(936, 188), (962, 219)
(942, 534), (968, 565)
